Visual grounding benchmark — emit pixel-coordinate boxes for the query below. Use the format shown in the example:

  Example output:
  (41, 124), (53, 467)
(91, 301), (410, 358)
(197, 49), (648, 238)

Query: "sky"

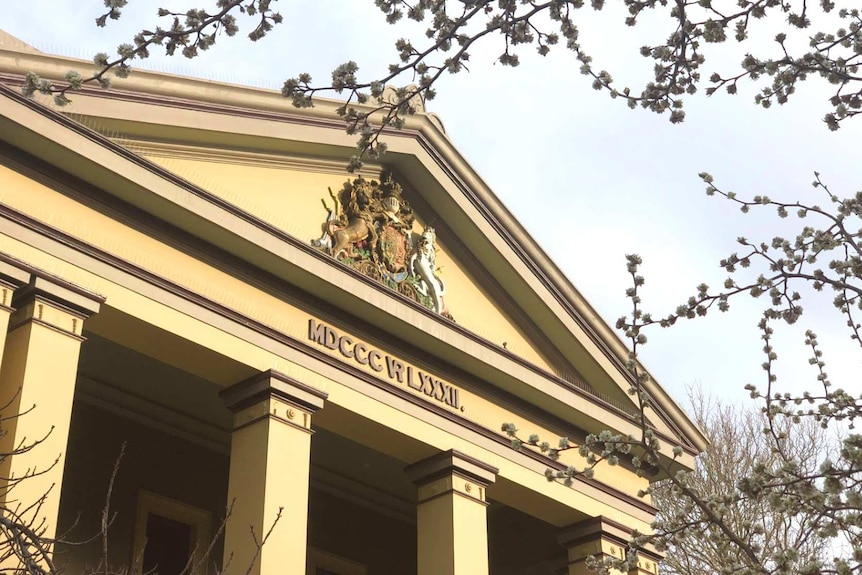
(1, 1), (858, 409)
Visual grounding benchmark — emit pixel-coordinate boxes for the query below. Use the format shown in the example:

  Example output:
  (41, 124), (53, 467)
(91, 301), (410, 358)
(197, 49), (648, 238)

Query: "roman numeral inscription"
(308, 319), (464, 412)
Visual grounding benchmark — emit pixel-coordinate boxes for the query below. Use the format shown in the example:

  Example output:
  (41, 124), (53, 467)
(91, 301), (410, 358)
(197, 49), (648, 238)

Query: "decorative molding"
(0, 80), (675, 432)
(0, 143), (655, 437)
(405, 449), (498, 488)
(0, 257), (28, 290)
(131, 490), (212, 575)
(0, 68), (707, 454)
(6, 271), (103, 337)
(221, 368), (328, 414)
(558, 516), (632, 548)
(0, 113), (655, 430)
(406, 450), (498, 507)
(221, 370), (327, 433)
(311, 175), (453, 319)
(14, 275), (102, 316)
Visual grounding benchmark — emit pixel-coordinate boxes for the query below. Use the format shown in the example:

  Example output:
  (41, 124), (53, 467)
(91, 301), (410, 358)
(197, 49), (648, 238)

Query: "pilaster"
(405, 449), (498, 575)
(558, 517), (662, 575)
(220, 369), (327, 575)
(0, 273), (102, 542)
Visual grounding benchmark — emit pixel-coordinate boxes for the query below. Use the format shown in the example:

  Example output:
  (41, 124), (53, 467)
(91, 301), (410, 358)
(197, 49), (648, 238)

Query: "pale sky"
(1, 1), (857, 408)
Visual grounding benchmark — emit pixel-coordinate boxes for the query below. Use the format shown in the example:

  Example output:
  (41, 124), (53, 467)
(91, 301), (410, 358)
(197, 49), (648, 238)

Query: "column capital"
(0, 259), (28, 313)
(557, 516), (662, 575)
(405, 449), (498, 488)
(9, 275), (103, 338)
(221, 369), (328, 414)
(557, 516), (630, 548)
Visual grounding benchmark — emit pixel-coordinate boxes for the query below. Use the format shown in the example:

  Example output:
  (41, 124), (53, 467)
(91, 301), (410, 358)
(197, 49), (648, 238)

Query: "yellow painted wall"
(139, 152), (553, 370)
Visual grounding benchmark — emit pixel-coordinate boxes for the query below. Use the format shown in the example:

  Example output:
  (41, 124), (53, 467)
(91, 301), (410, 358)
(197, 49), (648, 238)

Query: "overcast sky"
(1, 1), (857, 408)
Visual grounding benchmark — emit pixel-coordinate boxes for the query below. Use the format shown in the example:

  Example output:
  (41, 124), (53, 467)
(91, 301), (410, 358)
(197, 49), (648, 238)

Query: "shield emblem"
(378, 224), (409, 274)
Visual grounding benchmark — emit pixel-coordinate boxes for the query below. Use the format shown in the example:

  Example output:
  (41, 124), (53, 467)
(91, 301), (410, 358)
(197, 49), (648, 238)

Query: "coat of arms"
(311, 175), (452, 320)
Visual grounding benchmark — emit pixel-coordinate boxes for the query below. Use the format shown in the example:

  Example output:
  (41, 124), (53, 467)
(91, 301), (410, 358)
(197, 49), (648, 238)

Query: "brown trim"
(0, 86), (616, 407)
(0, 202), (659, 515)
(0, 149), (687, 469)
(12, 275), (102, 317)
(0, 73), (358, 134)
(450, 450), (499, 476)
(557, 515), (663, 562)
(0, 257), (29, 289)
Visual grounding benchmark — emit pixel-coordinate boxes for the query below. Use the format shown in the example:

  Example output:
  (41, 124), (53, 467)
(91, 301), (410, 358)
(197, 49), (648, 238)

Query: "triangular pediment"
(0, 34), (708, 461)
(134, 145), (566, 377)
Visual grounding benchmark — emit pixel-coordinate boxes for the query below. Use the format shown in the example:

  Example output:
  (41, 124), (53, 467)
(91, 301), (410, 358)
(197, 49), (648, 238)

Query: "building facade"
(0, 31), (706, 575)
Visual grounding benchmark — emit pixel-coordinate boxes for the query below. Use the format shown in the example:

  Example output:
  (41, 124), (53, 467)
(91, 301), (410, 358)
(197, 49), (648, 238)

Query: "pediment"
(136, 145), (564, 376)
(0, 46), (707, 459)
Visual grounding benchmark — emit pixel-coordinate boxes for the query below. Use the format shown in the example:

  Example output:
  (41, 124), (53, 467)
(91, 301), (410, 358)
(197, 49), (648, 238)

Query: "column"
(558, 517), (662, 575)
(0, 274), (102, 540)
(0, 259), (29, 365)
(405, 449), (498, 575)
(220, 369), (327, 575)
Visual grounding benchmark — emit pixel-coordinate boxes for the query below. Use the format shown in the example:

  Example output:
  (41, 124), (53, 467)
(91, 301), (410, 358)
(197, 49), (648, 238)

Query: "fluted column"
(405, 449), (498, 575)
(220, 369), (327, 575)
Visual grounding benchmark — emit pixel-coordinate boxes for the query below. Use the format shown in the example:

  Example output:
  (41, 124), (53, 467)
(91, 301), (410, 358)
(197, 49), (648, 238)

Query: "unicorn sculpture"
(409, 226), (448, 317)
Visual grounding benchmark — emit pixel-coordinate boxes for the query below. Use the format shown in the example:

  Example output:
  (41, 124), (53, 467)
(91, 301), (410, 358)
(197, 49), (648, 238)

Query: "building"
(0, 31), (706, 575)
